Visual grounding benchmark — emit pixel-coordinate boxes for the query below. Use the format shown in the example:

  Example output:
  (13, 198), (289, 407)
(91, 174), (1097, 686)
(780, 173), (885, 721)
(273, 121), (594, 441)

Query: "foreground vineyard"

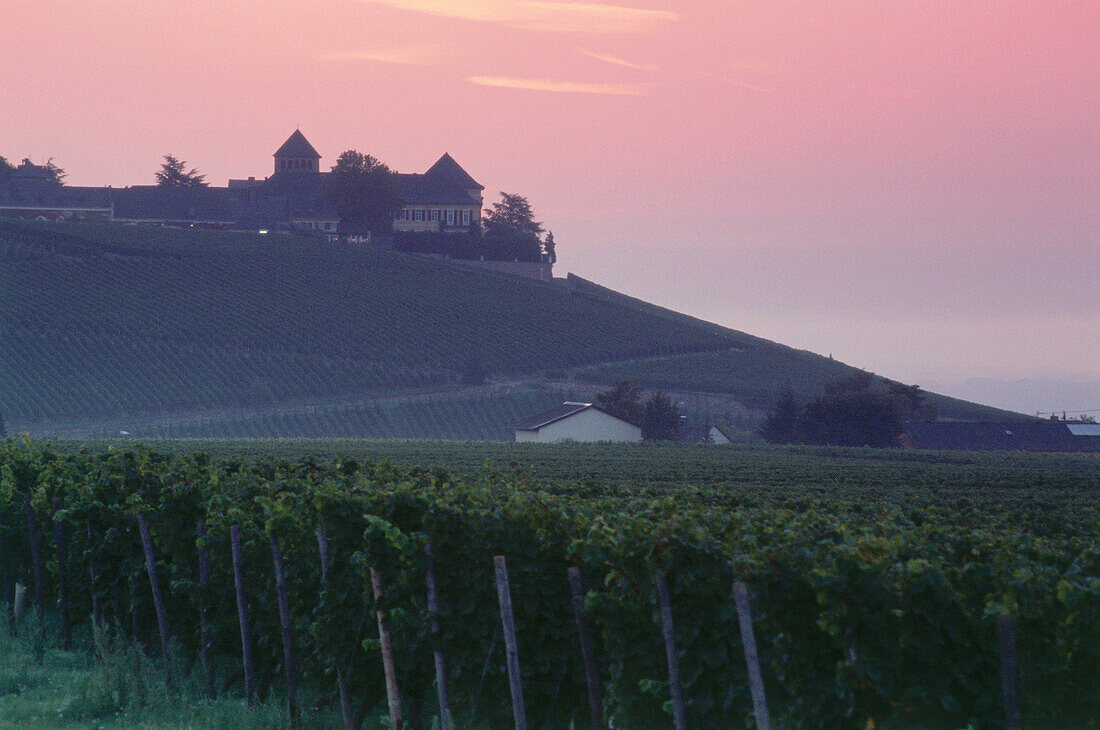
(2, 441), (1098, 728)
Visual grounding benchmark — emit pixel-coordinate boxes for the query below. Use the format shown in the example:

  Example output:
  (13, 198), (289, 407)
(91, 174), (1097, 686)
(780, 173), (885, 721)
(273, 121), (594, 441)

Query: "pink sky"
(4, 1), (1098, 411)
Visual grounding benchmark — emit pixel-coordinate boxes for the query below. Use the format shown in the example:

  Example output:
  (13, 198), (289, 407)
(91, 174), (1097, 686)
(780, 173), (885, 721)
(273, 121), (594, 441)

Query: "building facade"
(514, 403), (643, 443)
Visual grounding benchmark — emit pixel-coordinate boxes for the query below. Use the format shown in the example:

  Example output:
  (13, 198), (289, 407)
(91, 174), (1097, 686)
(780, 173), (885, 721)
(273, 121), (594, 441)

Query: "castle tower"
(273, 129), (321, 174)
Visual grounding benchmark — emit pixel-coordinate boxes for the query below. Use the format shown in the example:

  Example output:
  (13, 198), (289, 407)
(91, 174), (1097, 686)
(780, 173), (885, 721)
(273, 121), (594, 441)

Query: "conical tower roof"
(274, 130), (321, 159)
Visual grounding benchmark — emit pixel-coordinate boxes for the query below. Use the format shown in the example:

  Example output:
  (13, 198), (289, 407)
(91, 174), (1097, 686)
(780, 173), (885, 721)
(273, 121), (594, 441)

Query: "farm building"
(709, 425), (733, 444)
(901, 420), (1100, 452)
(514, 402), (642, 443)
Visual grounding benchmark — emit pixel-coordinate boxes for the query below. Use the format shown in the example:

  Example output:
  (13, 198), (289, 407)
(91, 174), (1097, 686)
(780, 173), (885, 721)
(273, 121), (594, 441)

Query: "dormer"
(273, 130), (321, 174)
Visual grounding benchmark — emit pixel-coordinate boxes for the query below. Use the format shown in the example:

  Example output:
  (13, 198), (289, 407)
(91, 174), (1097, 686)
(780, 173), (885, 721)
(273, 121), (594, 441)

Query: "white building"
(514, 402), (642, 443)
(708, 425), (733, 445)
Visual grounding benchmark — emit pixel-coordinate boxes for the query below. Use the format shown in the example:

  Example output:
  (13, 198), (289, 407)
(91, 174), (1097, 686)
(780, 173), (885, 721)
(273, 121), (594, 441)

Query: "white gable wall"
(708, 426), (731, 445)
(516, 408), (642, 443)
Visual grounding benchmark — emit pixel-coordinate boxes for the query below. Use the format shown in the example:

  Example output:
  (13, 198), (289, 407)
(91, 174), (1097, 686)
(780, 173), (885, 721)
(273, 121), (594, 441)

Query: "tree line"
(759, 371), (935, 447)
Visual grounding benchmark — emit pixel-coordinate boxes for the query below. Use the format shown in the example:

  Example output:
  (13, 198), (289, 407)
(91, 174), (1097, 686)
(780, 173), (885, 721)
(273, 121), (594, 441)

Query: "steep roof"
(903, 420), (1100, 452)
(274, 130), (321, 159)
(514, 402), (640, 432)
(424, 153), (482, 190)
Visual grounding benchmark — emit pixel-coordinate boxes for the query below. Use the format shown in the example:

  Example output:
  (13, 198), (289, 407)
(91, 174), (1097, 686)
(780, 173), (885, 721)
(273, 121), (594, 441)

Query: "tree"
(326, 150), (403, 233)
(798, 372), (907, 447)
(759, 374), (923, 447)
(0, 410), (6, 439)
(759, 387), (801, 444)
(0, 156), (14, 185)
(798, 387), (902, 447)
(482, 192), (544, 262)
(595, 379), (644, 425)
(543, 230), (557, 264)
(887, 381), (937, 421)
(642, 392), (681, 440)
(42, 158), (66, 185)
(156, 155), (208, 187)
(484, 192), (544, 236)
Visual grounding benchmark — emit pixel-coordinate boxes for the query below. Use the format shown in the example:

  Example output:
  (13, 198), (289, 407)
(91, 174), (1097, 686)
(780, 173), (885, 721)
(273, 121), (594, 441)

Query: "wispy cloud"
(322, 44), (442, 65)
(579, 48), (657, 71)
(700, 71), (772, 94)
(360, 0), (680, 34)
(467, 76), (651, 95)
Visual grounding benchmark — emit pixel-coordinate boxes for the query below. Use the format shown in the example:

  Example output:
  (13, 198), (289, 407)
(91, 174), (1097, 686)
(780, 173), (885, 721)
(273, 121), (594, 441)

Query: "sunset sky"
(3, 1), (1097, 413)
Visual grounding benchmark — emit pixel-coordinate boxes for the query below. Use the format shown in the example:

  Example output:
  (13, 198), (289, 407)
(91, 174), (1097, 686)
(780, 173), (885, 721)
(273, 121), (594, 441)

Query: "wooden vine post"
(732, 580), (770, 730)
(655, 570), (688, 730)
(316, 530), (354, 730)
(567, 566), (604, 730)
(424, 543), (453, 730)
(268, 531), (301, 725)
(371, 566), (403, 730)
(86, 524), (103, 629)
(51, 498), (72, 650)
(25, 494), (45, 627)
(998, 612), (1022, 730)
(196, 523), (216, 698)
(230, 524), (258, 706)
(136, 512), (173, 688)
(493, 555), (528, 730)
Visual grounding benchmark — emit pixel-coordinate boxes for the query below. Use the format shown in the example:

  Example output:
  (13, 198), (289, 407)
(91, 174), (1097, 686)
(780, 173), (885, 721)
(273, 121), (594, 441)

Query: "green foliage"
(758, 386), (800, 444)
(641, 391), (681, 441)
(2, 441), (1099, 728)
(596, 381), (681, 440)
(760, 374), (926, 447)
(155, 155), (208, 187)
(326, 150), (402, 233)
(595, 379), (644, 424)
(482, 192), (544, 262)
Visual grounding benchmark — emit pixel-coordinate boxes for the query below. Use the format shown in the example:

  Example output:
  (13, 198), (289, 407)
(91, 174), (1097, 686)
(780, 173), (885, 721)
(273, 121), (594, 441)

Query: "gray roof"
(397, 154), (483, 205)
(903, 420), (1100, 452)
(274, 130), (321, 159)
(424, 153), (482, 190)
(514, 402), (637, 431)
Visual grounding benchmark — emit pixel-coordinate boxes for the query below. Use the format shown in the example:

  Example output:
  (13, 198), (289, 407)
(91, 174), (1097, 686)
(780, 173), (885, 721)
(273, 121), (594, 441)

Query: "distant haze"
(3, 1), (1097, 413)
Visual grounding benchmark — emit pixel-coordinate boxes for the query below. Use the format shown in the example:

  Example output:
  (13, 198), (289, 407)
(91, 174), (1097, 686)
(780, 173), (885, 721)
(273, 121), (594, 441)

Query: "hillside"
(0, 219), (1015, 436)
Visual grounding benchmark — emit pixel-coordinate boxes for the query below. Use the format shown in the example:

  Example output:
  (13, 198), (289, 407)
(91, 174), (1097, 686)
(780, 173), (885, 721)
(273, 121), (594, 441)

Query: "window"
(414, 209), (425, 222)
(461, 209), (471, 226)
(429, 209), (441, 222)
(446, 209), (455, 226)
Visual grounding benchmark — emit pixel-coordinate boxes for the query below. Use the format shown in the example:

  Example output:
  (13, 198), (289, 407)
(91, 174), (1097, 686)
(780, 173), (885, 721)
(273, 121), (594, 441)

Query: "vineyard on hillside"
(0, 220), (1015, 436)
(2, 441), (1097, 728)
(0, 220), (732, 426)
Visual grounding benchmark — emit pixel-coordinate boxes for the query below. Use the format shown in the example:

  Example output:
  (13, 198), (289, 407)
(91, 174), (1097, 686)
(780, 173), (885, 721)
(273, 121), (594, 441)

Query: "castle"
(0, 130), (484, 243)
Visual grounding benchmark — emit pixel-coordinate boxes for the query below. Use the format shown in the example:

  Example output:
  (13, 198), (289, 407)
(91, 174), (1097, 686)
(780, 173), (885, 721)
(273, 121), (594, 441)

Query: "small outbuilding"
(514, 402), (642, 443)
(708, 425), (733, 445)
